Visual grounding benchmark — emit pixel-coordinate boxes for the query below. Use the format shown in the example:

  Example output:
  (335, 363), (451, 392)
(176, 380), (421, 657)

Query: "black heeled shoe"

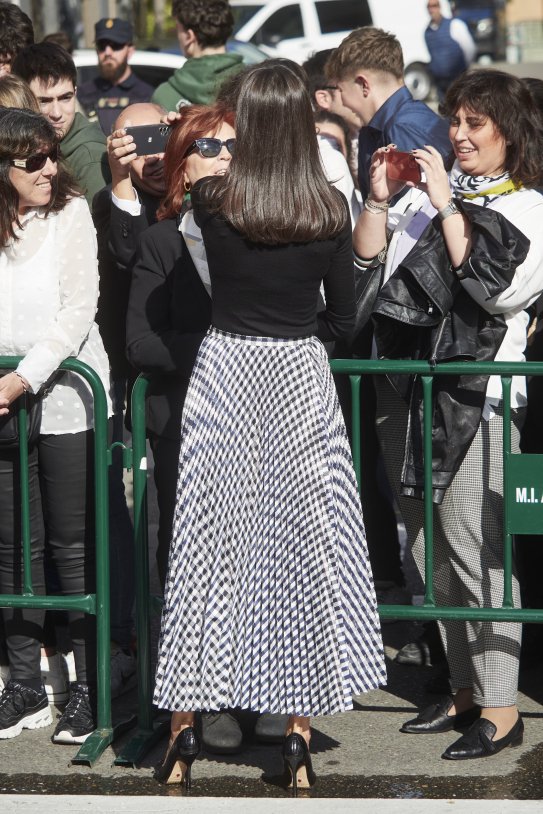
(154, 726), (201, 788)
(282, 732), (316, 797)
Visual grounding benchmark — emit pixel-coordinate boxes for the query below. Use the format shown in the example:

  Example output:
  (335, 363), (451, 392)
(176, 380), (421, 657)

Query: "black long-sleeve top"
(192, 183), (356, 342)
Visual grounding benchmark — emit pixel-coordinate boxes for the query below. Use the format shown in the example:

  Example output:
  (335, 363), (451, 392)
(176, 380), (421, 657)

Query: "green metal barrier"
(331, 359), (543, 624)
(0, 357), (133, 765)
(116, 359), (543, 766)
(114, 374), (168, 767)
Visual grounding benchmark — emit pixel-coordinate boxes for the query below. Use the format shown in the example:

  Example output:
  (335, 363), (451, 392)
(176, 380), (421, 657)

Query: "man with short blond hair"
(326, 26), (450, 200)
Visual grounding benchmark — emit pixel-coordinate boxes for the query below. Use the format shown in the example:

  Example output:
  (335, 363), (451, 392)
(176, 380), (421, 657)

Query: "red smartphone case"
(385, 150), (421, 183)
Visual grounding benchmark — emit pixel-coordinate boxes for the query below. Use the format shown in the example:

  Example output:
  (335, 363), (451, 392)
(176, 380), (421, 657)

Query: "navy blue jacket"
(78, 71), (154, 135)
(357, 86), (451, 200)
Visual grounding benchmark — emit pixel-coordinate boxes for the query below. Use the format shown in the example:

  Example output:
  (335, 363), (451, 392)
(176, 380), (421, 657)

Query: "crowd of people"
(0, 0), (542, 795)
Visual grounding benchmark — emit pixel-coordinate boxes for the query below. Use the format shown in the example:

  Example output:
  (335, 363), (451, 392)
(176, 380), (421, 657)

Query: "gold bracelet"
(365, 198), (390, 214)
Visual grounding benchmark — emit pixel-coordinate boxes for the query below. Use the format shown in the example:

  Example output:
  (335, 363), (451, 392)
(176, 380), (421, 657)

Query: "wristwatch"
(438, 198), (460, 221)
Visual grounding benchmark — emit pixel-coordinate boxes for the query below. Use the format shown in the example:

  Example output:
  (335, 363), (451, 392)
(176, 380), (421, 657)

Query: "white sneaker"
(0, 664), (9, 693)
(40, 652), (69, 705)
(110, 649), (136, 698)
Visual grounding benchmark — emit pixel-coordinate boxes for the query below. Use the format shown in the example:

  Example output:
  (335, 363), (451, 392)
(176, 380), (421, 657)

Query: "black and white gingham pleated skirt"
(153, 328), (386, 716)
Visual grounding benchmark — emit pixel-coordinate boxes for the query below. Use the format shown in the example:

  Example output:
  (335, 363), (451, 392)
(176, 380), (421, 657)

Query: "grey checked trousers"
(375, 377), (523, 708)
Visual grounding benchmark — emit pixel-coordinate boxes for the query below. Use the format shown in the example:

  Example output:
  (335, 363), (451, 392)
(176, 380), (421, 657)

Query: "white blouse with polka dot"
(0, 195), (113, 434)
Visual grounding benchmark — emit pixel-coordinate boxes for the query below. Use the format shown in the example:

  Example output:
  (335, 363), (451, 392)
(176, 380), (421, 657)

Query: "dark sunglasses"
(184, 138), (235, 159)
(96, 39), (127, 52)
(10, 145), (59, 173)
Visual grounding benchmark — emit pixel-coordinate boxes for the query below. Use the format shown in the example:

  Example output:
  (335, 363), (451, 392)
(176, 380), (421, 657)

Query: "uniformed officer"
(77, 18), (154, 135)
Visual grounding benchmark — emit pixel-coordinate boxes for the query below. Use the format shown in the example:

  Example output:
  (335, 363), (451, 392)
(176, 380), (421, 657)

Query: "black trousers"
(0, 431), (96, 684)
(149, 433), (181, 592)
(334, 371), (404, 586)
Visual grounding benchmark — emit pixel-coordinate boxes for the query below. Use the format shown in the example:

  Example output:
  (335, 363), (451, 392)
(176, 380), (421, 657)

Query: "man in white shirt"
(425, 0), (476, 100)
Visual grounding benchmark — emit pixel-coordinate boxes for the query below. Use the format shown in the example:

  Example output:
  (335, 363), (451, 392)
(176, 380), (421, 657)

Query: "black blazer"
(126, 217), (211, 439)
(107, 187), (161, 272)
(92, 187), (161, 378)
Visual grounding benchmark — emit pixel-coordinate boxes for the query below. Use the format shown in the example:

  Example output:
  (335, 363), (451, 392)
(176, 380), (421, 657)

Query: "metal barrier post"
(114, 375), (168, 767)
(70, 358), (113, 765)
(501, 376), (514, 609)
(349, 375), (362, 490)
(422, 376), (435, 607)
(17, 400), (33, 596)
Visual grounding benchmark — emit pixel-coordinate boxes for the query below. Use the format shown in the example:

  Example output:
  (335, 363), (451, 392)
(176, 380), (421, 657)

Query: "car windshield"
(231, 5), (265, 33)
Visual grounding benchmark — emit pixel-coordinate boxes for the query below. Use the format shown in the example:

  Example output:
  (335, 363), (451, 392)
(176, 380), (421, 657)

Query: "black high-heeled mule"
(282, 732), (316, 796)
(154, 726), (201, 788)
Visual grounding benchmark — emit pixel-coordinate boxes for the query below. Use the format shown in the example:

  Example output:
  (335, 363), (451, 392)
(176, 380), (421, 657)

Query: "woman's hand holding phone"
(369, 145), (408, 204)
(410, 145), (451, 211)
(385, 149), (422, 184)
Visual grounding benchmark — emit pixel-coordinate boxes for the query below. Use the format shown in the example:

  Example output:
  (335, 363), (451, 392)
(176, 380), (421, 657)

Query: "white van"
(230, 0), (453, 99)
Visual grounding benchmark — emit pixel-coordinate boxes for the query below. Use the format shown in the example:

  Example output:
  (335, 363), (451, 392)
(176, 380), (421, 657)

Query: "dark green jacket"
(61, 113), (111, 206)
(152, 53), (243, 110)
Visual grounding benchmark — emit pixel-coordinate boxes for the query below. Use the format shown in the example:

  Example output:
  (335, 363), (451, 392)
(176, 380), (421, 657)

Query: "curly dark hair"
(0, 107), (81, 247)
(0, 2), (34, 67)
(440, 69), (543, 188)
(172, 0), (233, 48)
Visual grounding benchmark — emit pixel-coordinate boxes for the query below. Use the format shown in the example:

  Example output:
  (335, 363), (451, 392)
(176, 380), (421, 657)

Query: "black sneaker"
(0, 680), (52, 739)
(51, 682), (96, 745)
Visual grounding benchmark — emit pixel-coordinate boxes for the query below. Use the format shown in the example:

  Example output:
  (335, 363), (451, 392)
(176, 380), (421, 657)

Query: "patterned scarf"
(449, 161), (521, 207)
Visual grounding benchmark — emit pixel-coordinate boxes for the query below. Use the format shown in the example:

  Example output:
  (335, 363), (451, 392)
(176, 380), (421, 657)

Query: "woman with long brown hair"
(151, 60), (386, 794)
(0, 107), (113, 745)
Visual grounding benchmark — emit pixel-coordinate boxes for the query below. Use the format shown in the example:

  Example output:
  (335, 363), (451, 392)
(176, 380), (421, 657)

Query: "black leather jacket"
(372, 200), (530, 503)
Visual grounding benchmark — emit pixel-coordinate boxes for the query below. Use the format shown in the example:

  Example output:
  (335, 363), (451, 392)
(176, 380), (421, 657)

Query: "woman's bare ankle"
(170, 711), (195, 742)
(285, 715), (311, 745)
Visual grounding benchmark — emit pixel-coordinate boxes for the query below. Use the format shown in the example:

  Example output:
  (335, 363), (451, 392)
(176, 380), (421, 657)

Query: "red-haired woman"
(126, 103), (234, 587)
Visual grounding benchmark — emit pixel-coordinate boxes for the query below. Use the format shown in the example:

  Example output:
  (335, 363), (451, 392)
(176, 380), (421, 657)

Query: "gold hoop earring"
(184, 180), (191, 193)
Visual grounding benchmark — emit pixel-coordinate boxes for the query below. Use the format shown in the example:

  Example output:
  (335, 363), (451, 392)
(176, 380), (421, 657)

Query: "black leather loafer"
(400, 696), (480, 734)
(442, 715), (524, 760)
